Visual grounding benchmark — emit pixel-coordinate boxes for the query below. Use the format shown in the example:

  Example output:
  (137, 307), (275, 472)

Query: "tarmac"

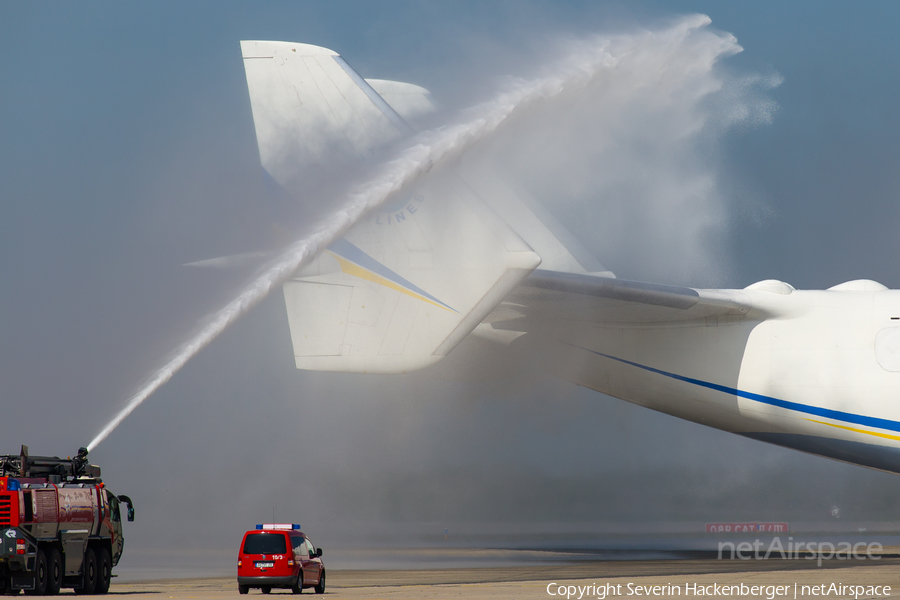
(101, 555), (900, 600)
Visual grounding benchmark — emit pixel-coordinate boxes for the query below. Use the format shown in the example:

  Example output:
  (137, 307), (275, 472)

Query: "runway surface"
(103, 555), (900, 600)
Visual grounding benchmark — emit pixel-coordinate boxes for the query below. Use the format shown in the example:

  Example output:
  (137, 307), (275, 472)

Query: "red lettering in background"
(705, 522), (789, 533)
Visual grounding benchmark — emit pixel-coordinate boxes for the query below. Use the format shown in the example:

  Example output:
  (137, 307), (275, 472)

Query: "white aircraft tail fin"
(241, 41), (540, 374)
(284, 170), (540, 373)
(241, 40), (426, 192)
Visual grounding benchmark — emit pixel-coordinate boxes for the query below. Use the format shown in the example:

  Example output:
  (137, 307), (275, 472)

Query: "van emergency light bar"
(256, 524), (301, 530)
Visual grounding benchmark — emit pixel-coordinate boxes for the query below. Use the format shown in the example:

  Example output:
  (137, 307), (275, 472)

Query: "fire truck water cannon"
(0, 446), (101, 483)
(0, 446), (134, 595)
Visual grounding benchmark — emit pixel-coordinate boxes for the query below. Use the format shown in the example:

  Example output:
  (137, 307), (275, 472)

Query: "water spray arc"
(87, 16), (720, 451)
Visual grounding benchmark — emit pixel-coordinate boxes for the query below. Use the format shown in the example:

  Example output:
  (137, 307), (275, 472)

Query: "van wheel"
(314, 571), (325, 595)
(291, 573), (303, 594)
(238, 585), (249, 595)
(46, 549), (62, 595)
(24, 549), (48, 596)
(74, 548), (97, 595)
(95, 548), (111, 594)
(261, 586), (271, 594)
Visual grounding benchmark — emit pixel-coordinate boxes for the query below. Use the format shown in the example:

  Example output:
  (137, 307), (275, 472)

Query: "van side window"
(290, 536), (305, 558)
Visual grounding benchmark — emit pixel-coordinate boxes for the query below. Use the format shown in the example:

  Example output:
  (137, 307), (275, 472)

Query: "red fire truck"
(0, 446), (134, 595)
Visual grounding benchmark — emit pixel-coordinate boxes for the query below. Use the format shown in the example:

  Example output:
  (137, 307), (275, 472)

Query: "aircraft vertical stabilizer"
(241, 40), (413, 191)
(241, 41), (540, 374)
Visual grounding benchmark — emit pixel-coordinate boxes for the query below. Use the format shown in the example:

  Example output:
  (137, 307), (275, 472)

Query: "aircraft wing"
(501, 270), (752, 327)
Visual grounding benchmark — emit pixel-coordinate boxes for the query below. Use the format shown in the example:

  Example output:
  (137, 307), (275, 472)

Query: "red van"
(237, 524), (325, 594)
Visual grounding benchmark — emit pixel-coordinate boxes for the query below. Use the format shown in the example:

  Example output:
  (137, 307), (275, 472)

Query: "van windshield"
(243, 533), (286, 554)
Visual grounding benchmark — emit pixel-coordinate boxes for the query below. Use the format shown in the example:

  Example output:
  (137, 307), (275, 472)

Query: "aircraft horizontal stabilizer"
(282, 171), (541, 373)
(183, 251), (271, 269)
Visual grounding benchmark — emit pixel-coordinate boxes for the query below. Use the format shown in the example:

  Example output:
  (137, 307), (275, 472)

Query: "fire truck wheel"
(261, 586), (271, 594)
(24, 549), (48, 596)
(46, 549), (62, 595)
(95, 548), (111, 594)
(238, 585), (249, 595)
(314, 571), (325, 595)
(290, 573), (303, 595)
(74, 548), (97, 595)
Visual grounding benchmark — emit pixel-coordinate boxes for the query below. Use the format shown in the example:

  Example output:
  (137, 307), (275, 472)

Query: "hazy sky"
(3, 0), (900, 568)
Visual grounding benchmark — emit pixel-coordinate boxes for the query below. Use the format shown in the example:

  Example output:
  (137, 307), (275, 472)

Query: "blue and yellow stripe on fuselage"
(570, 344), (900, 472)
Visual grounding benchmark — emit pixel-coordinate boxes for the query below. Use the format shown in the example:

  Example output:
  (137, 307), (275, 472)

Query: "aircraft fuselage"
(534, 286), (900, 473)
